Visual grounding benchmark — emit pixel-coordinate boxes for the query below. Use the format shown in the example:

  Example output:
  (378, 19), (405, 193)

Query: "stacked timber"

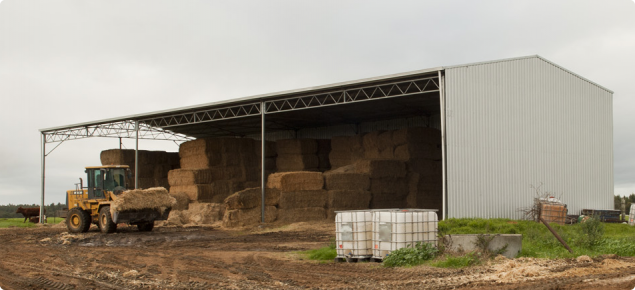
(275, 139), (319, 172)
(100, 149), (179, 190)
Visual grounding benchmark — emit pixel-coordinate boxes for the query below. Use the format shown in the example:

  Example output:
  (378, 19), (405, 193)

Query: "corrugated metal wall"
(444, 57), (613, 219)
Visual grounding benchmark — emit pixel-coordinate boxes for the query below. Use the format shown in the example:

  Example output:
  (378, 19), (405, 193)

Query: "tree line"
(614, 194), (635, 213)
(0, 203), (67, 219)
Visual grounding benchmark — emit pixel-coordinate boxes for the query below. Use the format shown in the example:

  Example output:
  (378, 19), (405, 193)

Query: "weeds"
(432, 252), (480, 268)
(383, 242), (439, 267)
(577, 216), (604, 248)
(303, 238), (337, 261)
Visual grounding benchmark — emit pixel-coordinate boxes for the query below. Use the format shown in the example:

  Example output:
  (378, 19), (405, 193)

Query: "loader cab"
(85, 166), (130, 199)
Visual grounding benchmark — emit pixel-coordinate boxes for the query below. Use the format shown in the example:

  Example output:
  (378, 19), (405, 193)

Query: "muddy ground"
(1, 222), (635, 290)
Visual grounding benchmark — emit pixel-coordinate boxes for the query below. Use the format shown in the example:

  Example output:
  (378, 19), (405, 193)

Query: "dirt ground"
(1, 222), (635, 290)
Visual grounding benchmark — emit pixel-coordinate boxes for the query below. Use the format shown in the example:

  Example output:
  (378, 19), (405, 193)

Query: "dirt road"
(1, 222), (635, 289)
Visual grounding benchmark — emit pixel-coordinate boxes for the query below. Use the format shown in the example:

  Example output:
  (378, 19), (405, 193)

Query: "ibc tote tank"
(335, 210), (373, 258)
(372, 209), (438, 260)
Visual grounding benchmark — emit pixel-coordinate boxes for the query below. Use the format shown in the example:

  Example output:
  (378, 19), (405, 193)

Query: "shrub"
(578, 216), (605, 248)
(383, 242), (439, 267)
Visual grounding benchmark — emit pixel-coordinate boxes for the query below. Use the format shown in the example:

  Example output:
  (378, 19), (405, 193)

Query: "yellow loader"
(65, 165), (170, 234)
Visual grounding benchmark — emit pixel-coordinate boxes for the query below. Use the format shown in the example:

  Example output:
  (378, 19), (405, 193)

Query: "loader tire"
(67, 208), (90, 233)
(99, 206), (117, 234)
(137, 222), (154, 232)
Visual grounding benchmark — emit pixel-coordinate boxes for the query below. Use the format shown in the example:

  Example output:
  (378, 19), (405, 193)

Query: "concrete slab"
(444, 234), (522, 258)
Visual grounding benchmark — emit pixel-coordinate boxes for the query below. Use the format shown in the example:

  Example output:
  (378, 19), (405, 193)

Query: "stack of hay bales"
(100, 149), (180, 190)
(256, 140), (277, 182)
(316, 139), (332, 172)
(355, 159), (408, 209)
(362, 131), (395, 159)
(329, 135), (365, 169)
(267, 172), (327, 222)
(275, 139), (319, 172)
(169, 137), (261, 203)
(222, 187), (280, 227)
(162, 203), (225, 227)
(394, 127), (442, 212)
(323, 165), (370, 220)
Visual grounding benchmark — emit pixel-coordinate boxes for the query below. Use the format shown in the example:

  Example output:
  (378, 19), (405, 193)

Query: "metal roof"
(39, 55), (612, 143)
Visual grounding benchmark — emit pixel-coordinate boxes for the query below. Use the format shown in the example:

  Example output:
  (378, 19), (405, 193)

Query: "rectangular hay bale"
(224, 187), (281, 210)
(276, 154), (319, 171)
(392, 127), (441, 146)
(327, 190), (371, 209)
(324, 172), (370, 191)
(370, 177), (409, 196)
(277, 207), (326, 223)
(222, 206), (277, 227)
(355, 159), (406, 178)
(266, 172), (324, 191)
(276, 138), (318, 154)
(169, 185), (213, 202)
(278, 190), (327, 209)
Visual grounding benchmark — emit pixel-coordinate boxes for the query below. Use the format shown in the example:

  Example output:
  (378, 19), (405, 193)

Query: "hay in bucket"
(110, 187), (176, 216)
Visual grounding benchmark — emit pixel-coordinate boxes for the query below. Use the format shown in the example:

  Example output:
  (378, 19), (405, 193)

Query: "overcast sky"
(0, 0), (633, 206)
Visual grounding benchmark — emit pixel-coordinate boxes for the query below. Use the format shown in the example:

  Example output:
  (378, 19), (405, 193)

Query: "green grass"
(300, 238), (337, 261)
(439, 218), (635, 259)
(0, 218), (64, 228)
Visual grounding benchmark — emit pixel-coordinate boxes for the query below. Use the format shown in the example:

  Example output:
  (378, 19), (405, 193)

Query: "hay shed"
(39, 55), (613, 222)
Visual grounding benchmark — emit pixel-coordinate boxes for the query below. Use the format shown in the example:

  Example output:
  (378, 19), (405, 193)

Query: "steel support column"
(260, 101), (266, 223)
(135, 120), (139, 189)
(40, 133), (45, 223)
(438, 71), (447, 220)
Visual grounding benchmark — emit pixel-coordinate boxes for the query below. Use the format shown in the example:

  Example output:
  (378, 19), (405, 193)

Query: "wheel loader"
(64, 165), (170, 234)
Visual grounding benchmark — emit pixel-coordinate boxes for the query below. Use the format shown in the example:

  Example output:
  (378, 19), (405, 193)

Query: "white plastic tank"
(372, 209), (438, 259)
(629, 205), (635, 226)
(335, 210), (373, 258)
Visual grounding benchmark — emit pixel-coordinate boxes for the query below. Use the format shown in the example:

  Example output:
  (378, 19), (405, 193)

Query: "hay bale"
(169, 185), (212, 201)
(329, 151), (352, 169)
(186, 203), (224, 224)
(355, 159), (406, 178)
(394, 144), (441, 160)
(331, 135), (364, 152)
(225, 187), (281, 209)
(276, 154), (319, 171)
(170, 192), (190, 210)
(364, 147), (394, 159)
(278, 190), (327, 209)
(328, 190), (371, 208)
(276, 139), (318, 154)
(165, 210), (185, 226)
(377, 131), (394, 150)
(362, 131), (383, 151)
(153, 164), (173, 179)
(100, 149), (137, 165)
(255, 140), (277, 157)
(257, 157), (277, 170)
(324, 164), (357, 174)
(222, 206), (277, 227)
(370, 178), (409, 196)
(278, 207), (326, 222)
(202, 180), (245, 203)
(168, 169), (215, 186)
(266, 172), (324, 191)
(324, 172), (370, 190)
(110, 187), (176, 216)
(407, 159), (442, 176)
(180, 155), (220, 169)
(392, 127), (441, 146)
(179, 138), (240, 158)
